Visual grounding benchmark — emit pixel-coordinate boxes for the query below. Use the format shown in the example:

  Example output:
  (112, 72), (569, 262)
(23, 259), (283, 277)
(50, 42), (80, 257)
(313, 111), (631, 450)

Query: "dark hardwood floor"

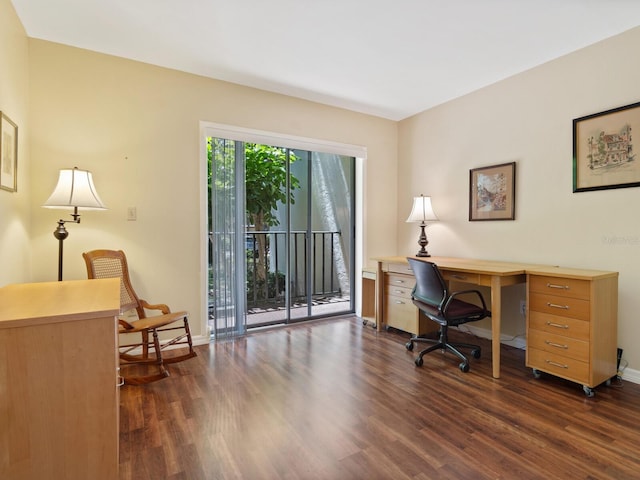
(119, 317), (640, 479)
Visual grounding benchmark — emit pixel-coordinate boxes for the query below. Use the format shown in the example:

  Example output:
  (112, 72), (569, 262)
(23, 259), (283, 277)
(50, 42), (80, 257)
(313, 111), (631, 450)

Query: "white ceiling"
(10, 0), (640, 120)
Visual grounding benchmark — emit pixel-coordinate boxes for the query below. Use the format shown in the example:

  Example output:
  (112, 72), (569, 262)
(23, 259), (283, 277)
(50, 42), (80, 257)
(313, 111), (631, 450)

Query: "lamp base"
(416, 223), (430, 257)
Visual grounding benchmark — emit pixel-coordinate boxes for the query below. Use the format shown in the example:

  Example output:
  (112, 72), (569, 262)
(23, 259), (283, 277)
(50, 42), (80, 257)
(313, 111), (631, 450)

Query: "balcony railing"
(209, 230), (343, 311)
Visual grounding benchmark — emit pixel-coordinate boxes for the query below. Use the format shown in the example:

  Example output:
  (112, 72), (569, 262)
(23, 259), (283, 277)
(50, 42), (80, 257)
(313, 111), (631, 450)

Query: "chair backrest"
(407, 257), (448, 310)
(83, 249), (141, 314)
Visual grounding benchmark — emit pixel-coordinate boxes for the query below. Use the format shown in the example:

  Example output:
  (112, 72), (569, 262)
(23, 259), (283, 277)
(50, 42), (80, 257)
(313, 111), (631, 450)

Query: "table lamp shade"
(406, 195), (438, 223)
(43, 167), (106, 210)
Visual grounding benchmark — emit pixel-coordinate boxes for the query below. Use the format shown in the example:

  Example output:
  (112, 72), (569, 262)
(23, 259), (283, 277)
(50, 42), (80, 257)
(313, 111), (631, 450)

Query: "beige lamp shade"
(406, 195), (438, 223)
(43, 167), (106, 210)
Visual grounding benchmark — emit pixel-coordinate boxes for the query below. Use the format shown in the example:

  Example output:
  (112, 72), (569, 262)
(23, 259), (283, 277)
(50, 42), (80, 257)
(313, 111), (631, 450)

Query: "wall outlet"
(519, 300), (526, 315)
(127, 206), (137, 221)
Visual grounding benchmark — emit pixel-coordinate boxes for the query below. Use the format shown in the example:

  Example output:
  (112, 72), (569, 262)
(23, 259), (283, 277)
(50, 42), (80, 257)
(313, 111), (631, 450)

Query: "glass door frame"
(200, 122), (367, 337)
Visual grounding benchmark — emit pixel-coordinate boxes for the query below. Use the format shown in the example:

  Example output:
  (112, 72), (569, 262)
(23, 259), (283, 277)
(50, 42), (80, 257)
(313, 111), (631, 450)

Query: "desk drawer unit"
(526, 272), (618, 397)
(383, 269), (436, 336)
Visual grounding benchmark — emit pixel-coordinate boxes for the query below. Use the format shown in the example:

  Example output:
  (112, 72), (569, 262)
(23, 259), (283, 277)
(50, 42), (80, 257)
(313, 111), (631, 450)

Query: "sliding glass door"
(207, 136), (355, 338)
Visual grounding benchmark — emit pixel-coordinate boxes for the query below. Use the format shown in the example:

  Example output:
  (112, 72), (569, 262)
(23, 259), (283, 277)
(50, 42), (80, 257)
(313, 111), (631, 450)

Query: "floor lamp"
(406, 194), (438, 257)
(43, 167), (107, 281)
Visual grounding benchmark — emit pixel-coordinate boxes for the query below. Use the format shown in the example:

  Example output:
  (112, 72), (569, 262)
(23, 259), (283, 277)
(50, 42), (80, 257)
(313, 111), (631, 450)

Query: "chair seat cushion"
(119, 311), (189, 333)
(412, 298), (486, 326)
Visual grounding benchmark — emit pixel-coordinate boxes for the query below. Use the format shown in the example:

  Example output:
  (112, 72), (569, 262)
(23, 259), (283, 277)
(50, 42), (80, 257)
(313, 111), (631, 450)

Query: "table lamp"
(406, 194), (438, 257)
(43, 167), (107, 280)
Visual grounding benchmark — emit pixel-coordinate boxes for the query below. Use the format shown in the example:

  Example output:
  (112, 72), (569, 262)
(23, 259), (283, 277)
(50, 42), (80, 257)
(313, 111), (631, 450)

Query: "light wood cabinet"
(526, 268), (618, 396)
(381, 263), (438, 336)
(0, 279), (121, 480)
(361, 268), (376, 325)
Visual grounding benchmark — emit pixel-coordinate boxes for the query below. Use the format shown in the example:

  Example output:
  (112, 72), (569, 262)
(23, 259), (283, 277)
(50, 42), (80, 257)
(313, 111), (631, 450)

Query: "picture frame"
(573, 101), (640, 192)
(469, 162), (516, 221)
(0, 112), (18, 192)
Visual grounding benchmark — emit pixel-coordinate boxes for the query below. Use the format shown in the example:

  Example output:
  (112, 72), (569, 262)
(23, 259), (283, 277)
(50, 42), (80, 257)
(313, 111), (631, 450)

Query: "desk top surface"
(373, 256), (618, 279)
(0, 278), (120, 328)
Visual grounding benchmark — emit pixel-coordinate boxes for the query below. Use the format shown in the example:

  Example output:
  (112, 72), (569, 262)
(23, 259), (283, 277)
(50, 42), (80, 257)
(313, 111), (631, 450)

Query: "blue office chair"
(405, 257), (489, 372)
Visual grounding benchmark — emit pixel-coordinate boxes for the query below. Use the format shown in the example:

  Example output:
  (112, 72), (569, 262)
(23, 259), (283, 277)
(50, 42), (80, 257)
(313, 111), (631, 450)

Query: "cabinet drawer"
(529, 292), (590, 320)
(528, 328), (589, 362)
(441, 270), (480, 285)
(527, 347), (589, 384)
(529, 275), (590, 300)
(384, 294), (417, 333)
(387, 263), (414, 275)
(529, 311), (589, 341)
(384, 294), (414, 315)
(386, 284), (413, 300)
(385, 273), (415, 290)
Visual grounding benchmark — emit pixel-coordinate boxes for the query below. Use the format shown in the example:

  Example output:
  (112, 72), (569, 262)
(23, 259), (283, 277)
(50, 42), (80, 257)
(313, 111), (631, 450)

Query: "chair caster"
(459, 362), (470, 373)
(583, 385), (595, 398)
(415, 356), (424, 367)
(406, 341), (414, 351)
(471, 348), (481, 359)
(532, 368), (542, 379)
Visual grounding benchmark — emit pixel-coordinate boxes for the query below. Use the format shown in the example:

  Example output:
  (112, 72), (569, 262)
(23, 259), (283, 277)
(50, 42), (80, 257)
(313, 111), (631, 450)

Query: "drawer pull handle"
(394, 289), (404, 294)
(545, 360), (568, 369)
(547, 302), (569, 310)
(394, 279), (405, 284)
(117, 375), (125, 387)
(451, 274), (467, 280)
(545, 340), (568, 349)
(547, 283), (569, 290)
(546, 321), (569, 329)
(394, 300), (405, 305)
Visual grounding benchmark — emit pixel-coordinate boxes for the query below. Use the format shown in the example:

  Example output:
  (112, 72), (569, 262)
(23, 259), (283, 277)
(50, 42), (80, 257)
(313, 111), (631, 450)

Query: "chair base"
(406, 332), (481, 373)
(119, 326), (197, 385)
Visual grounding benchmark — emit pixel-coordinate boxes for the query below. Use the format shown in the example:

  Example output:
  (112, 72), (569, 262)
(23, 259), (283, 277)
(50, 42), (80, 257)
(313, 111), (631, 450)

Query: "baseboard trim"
(458, 324), (527, 351)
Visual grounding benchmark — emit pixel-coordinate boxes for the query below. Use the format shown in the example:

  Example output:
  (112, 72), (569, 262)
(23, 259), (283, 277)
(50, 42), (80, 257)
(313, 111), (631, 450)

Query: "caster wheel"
(532, 368), (542, 379)
(459, 363), (470, 373)
(406, 341), (414, 351)
(606, 378), (612, 387)
(471, 349), (481, 359)
(415, 356), (424, 367)
(583, 385), (595, 398)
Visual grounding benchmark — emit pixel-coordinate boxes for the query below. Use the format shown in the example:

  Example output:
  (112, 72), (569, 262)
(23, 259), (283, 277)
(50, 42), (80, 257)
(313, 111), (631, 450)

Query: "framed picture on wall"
(0, 112), (18, 192)
(469, 162), (516, 221)
(573, 101), (640, 192)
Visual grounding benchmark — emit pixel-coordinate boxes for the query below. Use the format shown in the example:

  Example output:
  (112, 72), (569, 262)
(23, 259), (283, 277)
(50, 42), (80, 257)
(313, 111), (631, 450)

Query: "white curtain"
(209, 138), (247, 339)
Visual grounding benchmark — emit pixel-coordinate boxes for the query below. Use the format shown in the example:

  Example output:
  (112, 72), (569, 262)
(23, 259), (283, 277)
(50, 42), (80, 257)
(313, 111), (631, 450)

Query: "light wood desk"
(373, 256), (618, 394)
(374, 256), (540, 379)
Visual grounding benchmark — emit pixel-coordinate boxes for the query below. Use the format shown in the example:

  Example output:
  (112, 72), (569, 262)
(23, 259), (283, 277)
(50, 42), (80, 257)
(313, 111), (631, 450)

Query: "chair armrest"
(118, 319), (135, 330)
(140, 299), (171, 314)
(445, 289), (488, 311)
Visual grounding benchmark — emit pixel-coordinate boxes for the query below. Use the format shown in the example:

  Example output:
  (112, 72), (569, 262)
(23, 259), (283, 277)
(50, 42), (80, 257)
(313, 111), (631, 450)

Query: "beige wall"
(398, 26), (640, 378)
(0, 0), (31, 285)
(26, 40), (398, 341)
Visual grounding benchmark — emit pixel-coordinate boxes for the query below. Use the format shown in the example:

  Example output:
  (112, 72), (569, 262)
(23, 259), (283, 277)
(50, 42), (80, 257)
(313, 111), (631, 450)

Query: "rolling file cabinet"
(382, 262), (438, 336)
(526, 267), (618, 397)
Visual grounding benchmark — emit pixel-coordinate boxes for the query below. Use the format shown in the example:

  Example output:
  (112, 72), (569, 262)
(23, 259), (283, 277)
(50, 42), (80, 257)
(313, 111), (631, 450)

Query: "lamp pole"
(53, 220), (69, 281)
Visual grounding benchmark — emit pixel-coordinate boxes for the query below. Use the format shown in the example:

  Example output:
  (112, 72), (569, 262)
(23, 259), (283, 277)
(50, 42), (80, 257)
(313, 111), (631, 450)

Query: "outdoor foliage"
(208, 139), (300, 301)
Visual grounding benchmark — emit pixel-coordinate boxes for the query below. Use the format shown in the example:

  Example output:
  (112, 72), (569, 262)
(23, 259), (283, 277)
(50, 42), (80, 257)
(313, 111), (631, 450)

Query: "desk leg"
(490, 275), (501, 379)
(375, 261), (384, 332)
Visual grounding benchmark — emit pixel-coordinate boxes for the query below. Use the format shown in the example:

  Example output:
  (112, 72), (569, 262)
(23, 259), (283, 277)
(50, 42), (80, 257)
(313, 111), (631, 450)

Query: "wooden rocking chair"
(83, 249), (197, 385)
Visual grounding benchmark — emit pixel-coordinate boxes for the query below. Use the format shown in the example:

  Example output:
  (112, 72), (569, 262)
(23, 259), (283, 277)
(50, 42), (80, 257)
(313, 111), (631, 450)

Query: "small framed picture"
(573, 101), (640, 192)
(469, 162), (516, 221)
(0, 112), (18, 192)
